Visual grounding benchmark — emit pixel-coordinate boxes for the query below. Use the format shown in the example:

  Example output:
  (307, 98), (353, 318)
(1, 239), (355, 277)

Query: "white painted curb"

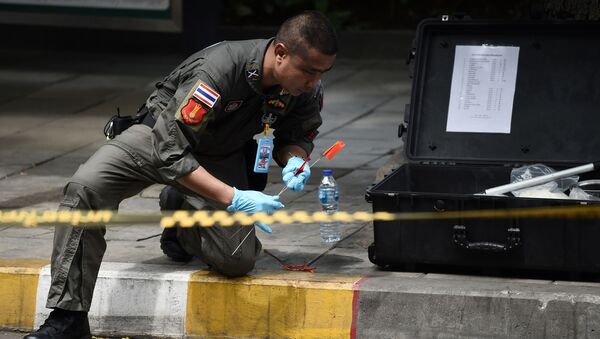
(35, 262), (199, 338)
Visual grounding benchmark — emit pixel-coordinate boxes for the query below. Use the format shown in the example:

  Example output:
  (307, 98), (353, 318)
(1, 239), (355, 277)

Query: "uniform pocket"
(58, 191), (81, 210)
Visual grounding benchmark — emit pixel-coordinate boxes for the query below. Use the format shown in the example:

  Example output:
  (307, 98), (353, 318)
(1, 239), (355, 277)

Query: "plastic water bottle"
(318, 169), (341, 243)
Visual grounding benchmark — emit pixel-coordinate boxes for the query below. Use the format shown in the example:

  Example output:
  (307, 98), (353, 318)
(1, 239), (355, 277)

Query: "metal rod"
(484, 163), (596, 196)
(277, 156), (323, 196)
(231, 227), (254, 255)
(263, 249), (287, 265)
(277, 186), (288, 196)
(136, 233), (161, 241)
(309, 157), (323, 168)
(228, 226), (244, 239)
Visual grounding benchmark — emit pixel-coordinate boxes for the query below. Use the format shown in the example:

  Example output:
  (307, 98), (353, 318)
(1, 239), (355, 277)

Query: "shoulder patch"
(175, 79), (219, 130)
(193, 81), (220, 108)
(245, 62), (260, 80)
(181, 98), (207, 124)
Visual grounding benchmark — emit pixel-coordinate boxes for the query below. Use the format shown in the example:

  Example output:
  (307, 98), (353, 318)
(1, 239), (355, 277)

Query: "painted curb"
(6, 259), (600, 338)
(3, 260), (363, 338)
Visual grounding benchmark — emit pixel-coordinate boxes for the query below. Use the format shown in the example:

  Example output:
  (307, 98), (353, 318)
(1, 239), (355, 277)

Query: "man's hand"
(226, 188), (284, 233)
(282, 156), (311, 192)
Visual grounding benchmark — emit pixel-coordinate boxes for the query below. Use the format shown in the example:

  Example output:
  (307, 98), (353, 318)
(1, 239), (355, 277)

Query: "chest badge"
(261, 112), (278, 125)
(247, 69), (259, 79)
(267, 98), (286, 109)
(224, 100), (243, 112)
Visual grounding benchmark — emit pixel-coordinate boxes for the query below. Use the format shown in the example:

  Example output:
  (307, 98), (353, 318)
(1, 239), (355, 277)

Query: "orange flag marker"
(322, 140), (346, 160)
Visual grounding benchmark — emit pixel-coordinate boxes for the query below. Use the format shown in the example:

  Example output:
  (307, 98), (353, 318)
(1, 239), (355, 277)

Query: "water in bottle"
(318, 169), (341, 243)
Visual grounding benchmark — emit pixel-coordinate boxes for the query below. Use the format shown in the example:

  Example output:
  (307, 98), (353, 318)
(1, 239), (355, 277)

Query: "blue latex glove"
(282, 156), (311, 192)
(226, 188), (284, 233)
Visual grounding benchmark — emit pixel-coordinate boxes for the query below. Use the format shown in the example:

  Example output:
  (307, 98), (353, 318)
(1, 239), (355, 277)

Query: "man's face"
(275, 44), (336, 96)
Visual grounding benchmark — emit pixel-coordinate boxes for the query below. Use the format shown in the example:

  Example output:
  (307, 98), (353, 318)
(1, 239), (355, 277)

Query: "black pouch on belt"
(103, 105), (155, 140)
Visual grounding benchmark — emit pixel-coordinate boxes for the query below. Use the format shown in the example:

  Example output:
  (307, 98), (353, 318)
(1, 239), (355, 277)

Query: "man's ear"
(274, 43), (288, 62)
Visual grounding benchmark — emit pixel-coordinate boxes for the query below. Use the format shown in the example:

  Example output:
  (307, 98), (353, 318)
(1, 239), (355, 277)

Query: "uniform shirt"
(145, 39), (323, 182)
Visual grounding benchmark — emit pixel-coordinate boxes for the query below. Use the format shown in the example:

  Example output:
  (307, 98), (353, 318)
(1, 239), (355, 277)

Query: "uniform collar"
(245, 38), (275, 95)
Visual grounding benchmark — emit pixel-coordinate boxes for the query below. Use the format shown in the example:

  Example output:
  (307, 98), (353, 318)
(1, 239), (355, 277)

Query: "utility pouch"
(103, 106), (151, 140)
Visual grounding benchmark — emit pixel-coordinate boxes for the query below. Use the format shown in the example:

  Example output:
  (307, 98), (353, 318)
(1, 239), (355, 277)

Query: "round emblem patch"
(224, 100), (243, 113)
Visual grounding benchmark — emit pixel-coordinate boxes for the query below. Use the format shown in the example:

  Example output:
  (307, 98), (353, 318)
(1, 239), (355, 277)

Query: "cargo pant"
(46, 124), (261, 312)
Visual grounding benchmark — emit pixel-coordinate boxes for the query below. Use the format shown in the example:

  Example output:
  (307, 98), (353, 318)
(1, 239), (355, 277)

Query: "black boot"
(160, 227), (193, 262)
(24, 308), (91, 339)
(159, 186), (192, 262)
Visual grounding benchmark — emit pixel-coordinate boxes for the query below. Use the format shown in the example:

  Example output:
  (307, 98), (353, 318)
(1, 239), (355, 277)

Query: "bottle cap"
(322, 169), (333, 176)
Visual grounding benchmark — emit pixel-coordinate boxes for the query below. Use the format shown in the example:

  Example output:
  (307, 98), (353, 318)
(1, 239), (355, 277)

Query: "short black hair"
(275, 11), (338, 57)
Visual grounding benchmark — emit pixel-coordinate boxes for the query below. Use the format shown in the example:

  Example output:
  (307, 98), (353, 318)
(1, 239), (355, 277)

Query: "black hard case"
(365, 19), (600, 276)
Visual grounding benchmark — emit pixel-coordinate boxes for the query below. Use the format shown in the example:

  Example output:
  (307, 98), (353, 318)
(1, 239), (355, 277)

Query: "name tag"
(253, 138), (273, 173)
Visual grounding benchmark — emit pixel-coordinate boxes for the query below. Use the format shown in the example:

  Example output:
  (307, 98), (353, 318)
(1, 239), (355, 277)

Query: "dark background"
(223, 0), (600, 29)
(1, 0), (598, 54)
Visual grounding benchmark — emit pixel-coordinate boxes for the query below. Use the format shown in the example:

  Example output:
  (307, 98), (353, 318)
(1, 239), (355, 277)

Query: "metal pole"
(484, 163), (596, 196)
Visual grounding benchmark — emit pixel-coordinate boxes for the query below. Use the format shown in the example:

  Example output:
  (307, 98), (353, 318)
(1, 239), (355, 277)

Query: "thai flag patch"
(193, 82), (220, 108)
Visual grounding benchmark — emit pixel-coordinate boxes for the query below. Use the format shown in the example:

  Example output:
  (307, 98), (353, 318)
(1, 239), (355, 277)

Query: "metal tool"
(231, 227), (254, 255)
(233, 141), (347, 254)
(277, 157), (310, 196)
(276, 141), (346, 196)
(483, 162), (600, 196)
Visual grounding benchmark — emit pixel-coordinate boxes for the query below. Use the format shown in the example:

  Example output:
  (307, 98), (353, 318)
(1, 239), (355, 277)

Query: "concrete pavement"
(1, 48), (600, 338)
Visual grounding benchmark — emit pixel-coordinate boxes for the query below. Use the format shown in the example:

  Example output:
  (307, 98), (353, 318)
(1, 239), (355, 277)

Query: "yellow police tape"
(2, 204), (600, 228)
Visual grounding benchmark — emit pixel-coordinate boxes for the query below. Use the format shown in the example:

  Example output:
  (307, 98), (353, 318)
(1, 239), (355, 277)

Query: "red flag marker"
(324, 141), (346, 159)
(309, 140), (346, 168)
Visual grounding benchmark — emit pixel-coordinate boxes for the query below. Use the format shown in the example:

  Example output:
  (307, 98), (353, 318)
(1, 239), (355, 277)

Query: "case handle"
(453, 225), (520, 252)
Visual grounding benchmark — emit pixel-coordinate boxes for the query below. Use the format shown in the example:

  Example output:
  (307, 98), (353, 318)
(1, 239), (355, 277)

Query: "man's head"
(271, 11), (338, 96)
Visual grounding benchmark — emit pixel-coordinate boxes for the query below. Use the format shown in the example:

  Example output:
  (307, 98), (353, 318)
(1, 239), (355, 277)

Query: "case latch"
(398, 123), (407, 138)
(399, 104), (410, 138)
(441, 13), (471, 21)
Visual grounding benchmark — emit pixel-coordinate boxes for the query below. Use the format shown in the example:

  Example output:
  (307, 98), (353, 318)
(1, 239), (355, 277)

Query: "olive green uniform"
(46, 38), (323, 312)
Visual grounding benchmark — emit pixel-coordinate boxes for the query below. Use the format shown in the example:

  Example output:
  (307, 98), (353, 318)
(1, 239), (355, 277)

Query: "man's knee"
(212, 256), (256, 278)
(212, 233), (262, 277)
(159, 185), (185, 211)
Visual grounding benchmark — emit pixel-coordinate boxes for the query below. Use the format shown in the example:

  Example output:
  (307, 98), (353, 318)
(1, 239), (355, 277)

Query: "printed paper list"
(446, 45), (519, 133)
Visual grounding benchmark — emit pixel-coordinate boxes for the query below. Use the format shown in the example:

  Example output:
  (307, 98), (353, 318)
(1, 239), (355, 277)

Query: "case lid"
(406, 19), (600, 165)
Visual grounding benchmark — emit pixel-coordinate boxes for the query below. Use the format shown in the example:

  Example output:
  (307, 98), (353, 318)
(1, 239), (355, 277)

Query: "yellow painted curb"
(0, 259), (48, 329)
(186, 271), (361, 338)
